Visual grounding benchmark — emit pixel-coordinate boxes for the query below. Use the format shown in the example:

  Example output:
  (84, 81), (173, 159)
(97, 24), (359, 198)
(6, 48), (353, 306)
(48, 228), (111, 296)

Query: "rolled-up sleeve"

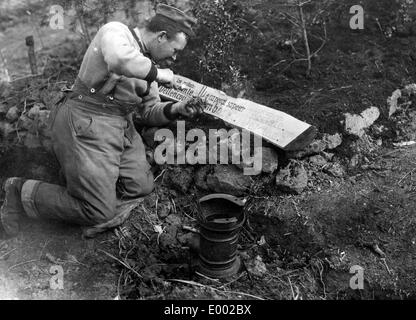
(138, 82), (172, 126)
(100, 22), (155, 80)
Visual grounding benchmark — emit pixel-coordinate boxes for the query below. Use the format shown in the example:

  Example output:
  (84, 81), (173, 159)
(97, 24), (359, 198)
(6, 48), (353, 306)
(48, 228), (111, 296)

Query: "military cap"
(155, 4), (197, 37)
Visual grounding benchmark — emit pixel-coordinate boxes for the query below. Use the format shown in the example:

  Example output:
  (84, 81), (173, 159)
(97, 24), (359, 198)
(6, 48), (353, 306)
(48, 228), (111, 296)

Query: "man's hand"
(172, 98), (205, 119)
(156, 68), (183, 90)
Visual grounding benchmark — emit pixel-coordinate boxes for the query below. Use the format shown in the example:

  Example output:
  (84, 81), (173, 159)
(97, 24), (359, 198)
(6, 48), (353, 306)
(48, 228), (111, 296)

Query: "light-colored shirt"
(77, 21), (171, 126)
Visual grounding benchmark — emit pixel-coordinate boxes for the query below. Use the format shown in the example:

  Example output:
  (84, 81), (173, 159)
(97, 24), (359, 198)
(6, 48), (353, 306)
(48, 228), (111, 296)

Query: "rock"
(27, 103), (46, 119)
(17, 114), (33, 131)
(177, 233), (199, 252)
(206, 165), (252, 196)
(322, 133), (343, 150)
(195, 166), (211, 191)
(387, 89), (402, 118)
(166, 214), (181, 226)
(159, 214), (182, 248)
(237, 147), (279, 175)
(308, 155), (328, 167)
(344, 107), (380, 137)
(287, 139), (326, 159)
(308, 140), (327, 154)
(288, 133), (342, 159)
(349, 154), (361, 168)
(157, 201), (172, 219)
(372, 124), (387, 135)
(164, 166), (194, 194)
(5, 106), (20, 122)
(159, 226), (178, 249)
(0, 103), (9, 115)
(0, 120), (14, 138)
(33, 110), (50, 136)
(324, 163), (346, 178)
(246, 255), (268, 277)
(40, 91), (63, 108)
(275, 161), (308, 195)
(322, 152), (335, 161)
(260, 147), (279, 173)
(402, 84), (416, 96)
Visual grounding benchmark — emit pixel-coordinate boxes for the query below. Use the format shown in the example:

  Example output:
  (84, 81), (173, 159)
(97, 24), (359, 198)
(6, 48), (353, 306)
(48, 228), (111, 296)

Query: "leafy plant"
(185, 0), (253, 88)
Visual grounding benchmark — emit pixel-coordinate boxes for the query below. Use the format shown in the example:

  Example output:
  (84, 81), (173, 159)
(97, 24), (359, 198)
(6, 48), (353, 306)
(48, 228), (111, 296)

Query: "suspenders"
(128, 27), (152, 97)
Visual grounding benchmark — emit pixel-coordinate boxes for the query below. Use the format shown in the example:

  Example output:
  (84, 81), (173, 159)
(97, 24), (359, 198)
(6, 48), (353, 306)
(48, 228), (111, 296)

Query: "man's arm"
(100, 22), (157, 82)
(139, 82), (176, 127)
(139, 82), (205, 126)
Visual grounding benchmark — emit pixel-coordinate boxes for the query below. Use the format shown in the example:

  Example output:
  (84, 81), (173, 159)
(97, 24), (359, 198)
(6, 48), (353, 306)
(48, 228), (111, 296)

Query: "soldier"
(0, 4), (202, 238)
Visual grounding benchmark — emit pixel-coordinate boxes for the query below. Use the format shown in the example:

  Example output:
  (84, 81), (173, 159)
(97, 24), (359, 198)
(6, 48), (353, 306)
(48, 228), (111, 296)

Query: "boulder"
(36, 110), (50, 136)
(206, 165), (252, 196)
(308, 155), (328, 167)
(387, 89), (401, 118)
(194, 166), (211, 191)
(246, 255), (268, 277)
(5, 106), (19, 122)
(287, 139), (326, 159)
(28, 103), (46, 119)
(17, 114), (33, 131)
(324, 163), (346, 178)
(0, 120), (14, 138)
(236, 146), (279, 175)
(402, 84), (416, 96)
(0, 103), (9, 115)
(275, 161), (308, 195)
(322, 152), (335, 161)
(157, 201), (172, 219)
(164, 166), (194, 194)
(260, 147), (279, 174)
(322, 133), (343, 150)
(349, 154), (361, 168)
(345, 107), (380, 137)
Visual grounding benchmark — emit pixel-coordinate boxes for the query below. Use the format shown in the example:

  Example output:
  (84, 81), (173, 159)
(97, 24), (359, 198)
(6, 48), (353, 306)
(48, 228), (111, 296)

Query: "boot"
(0, 178), (26, 237)
(82, 198), (143, 238)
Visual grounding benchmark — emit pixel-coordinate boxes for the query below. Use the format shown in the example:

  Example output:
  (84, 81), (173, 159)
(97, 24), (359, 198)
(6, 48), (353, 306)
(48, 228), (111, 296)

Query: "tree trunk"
(298, 2), (312, 77)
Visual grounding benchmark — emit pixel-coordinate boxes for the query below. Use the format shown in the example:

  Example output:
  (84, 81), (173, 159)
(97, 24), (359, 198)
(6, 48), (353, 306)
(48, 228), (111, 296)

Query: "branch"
(279, 13), (302, 28)
(311, 22), (327, 58)
(278, 58), (308, 75)
(297, 1), (312, 76)
(289, 32), (302, 56)
(266, 59), (288, 72)
(299, 0), (312, 7)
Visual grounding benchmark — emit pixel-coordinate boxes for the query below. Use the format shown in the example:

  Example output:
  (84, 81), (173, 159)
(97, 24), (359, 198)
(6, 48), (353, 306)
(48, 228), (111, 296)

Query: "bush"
(175, 0), (254, 90)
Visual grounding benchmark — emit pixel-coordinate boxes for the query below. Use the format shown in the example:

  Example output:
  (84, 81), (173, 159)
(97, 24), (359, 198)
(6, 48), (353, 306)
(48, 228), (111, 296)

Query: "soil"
(2, 144), (416, 300)
(2, 1), (416, 301)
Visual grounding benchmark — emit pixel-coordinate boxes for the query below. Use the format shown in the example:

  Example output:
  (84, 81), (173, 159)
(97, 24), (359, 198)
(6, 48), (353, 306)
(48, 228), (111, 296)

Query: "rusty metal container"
(197, 194), (246, 279)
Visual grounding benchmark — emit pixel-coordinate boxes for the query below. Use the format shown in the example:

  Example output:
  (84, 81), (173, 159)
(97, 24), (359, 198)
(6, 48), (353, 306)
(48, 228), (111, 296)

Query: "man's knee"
(117, 171), (154, 199)
(79, 198), (117, 226)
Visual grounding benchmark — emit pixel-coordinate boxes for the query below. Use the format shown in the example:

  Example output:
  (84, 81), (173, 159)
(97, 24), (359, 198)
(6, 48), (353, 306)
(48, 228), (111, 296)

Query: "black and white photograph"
(0, 0), (415, 306)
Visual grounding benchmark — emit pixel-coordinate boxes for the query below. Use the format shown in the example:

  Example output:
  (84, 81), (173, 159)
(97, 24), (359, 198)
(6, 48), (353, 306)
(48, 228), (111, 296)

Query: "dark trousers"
(21, 96), (154, 226)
